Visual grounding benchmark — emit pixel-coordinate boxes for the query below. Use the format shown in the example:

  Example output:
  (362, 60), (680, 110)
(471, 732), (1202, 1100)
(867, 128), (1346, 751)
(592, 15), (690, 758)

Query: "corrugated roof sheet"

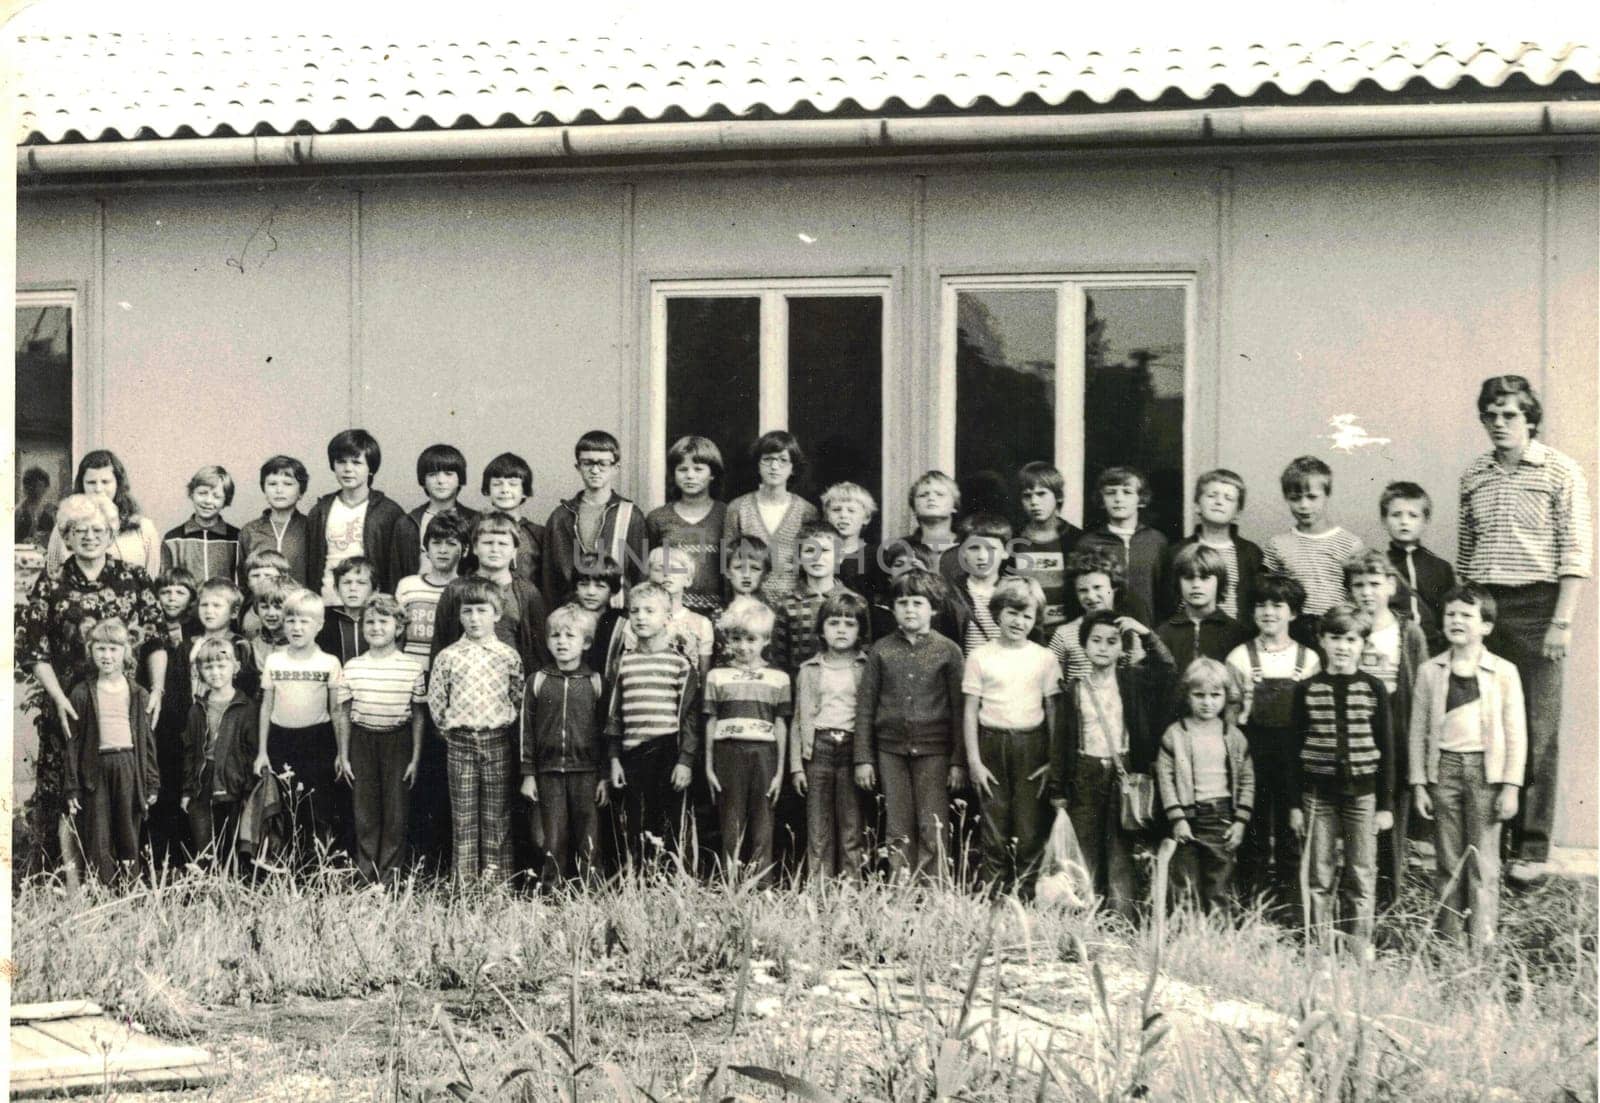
(13, 34), (1600, 144)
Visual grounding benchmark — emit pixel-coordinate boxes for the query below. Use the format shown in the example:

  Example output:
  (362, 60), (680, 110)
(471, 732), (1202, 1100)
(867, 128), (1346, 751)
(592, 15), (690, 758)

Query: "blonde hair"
(1179, 658), (1242, 720)
(84, 617), (136, 672)
(548, 603), (599, 644)
(54, 493), (121, 540)
(718, 596), (776, 640)
(282, 587), (327, 626)
(821, 481), (879, 520)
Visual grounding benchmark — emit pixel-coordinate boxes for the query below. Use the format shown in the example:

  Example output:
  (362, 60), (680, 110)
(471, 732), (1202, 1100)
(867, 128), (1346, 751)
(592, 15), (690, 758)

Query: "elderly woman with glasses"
(1456, 375), (1593, 884)
(16, 493), (165, 877)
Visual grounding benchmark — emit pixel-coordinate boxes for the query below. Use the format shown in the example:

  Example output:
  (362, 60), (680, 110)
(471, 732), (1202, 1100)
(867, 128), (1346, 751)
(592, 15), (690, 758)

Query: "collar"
(1471, 438), (1552, 474)
(259, 507), (302, 522)
(897, 628), (931, 646)
(1167, 608), (1229, 626)
(1427, 647), (1498, 673)
(1189, 523), (1241, 540)
(540, 662), (594, 678)
(1389, 541), (1420, 556)
(62, 555), (126, 586)
(800, 650), (868, 670)
(182, 516), (228, 535)
(560, 489), (622, 515)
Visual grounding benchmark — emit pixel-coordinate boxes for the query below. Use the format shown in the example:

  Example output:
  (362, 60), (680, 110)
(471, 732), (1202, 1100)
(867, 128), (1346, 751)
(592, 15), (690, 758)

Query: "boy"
(822, 481), (882, 603)
(949, 513), (1013, 656)
(902, 470), (965, 585)
(430, 514), (551, 677)
(181, 638), (259, 870)
(1075, 466), (1168, 627)
(390, 443), (481, 582)
(543, 430), (648, 609)
(1289, 603), (1395, 951)
(716, 535), (773, 667)
(866, 539), (919, 643)
(254, 587), (347, 856)
(248, 582), (290, 674)
(317, 556), (376, 666)
(162, 465), (241, 583)
(625, 545), (716, 672)
(304, 428), (407, 602)
(143, 566), (200, 865)
(189, 578), (259, 699)
(1012, 461), (1083, 634)
(64, 619), (161, 884)
(1156, 544), (1250, 672)
(961, 577), (1060, 898)
(774, 521), (861, 674)
(572, 553), (628, 683)
(395, 510), (467, 667)
(1048, 550), (1161, 682)
(238, 455), (311, 588)
(704, 597), (791, 882)
(1380, 481), (1456, 656)
(1263, 456), (1364, 646)
(1345, 549), (1429, 907)
(336, 594), (427, 885)
(790, 589), (871, 879)
(482, 451), (545, 586)
(240, 548), (292, 638)
(1225, 572), (1320, 905)
(1048, 609), (1175, 920)
(854, 569), (967, 881)
(1164, 469), (1263, 623)
(1410, 586), (1526, 946)
(520, 604), (608, 885)
(606, 582), (699, 867)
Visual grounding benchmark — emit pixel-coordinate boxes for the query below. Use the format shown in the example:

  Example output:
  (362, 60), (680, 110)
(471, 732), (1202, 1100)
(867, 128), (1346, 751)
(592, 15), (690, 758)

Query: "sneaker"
(1506, 860), (1545, 886)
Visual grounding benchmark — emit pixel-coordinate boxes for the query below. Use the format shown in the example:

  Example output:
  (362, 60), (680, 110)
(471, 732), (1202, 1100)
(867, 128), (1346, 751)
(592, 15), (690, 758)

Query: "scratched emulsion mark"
(1325, 414), (1391, 454)
(227, 208), (280, 274)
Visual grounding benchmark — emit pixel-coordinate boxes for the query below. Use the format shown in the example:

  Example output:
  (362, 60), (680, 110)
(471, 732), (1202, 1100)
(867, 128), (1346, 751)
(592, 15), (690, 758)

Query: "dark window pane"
(954, 290), (1055, 519)
(1083, 287), (1186, 541)
(787, 296), (882, 526)
(15, 305), (73, 550)
(666, 297), (760, 501)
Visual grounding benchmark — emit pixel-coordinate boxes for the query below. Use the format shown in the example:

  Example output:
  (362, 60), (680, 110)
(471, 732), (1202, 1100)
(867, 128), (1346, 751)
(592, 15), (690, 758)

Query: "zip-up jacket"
(1076, 525), (1170, 629)
(1408, 649), (1527, 789)
(161, 517), (241, 583)
(63, 675), (160, 807)
(520, 664), (606, 775)
(854, 629), (967, 768)
(1155, 608), (1251, 674)
(315, 606), (367, 666)
(237, 509), (311, 588)
(388, 502), (482, 583)
(541, 490), (648, 610)
(1156, 719), (1255, 825)
(1048, 642), (1176, 802)
(303, 487), (407, 595)
(182, 692), (260, 802)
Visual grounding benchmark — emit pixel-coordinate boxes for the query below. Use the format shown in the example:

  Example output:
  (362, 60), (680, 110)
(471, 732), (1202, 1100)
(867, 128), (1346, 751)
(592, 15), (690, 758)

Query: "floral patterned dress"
(15, 556), (161, 863)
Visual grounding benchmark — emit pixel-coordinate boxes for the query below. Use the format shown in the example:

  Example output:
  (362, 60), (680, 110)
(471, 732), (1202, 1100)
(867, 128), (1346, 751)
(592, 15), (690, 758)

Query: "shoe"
(1506, 860), (1545, 886)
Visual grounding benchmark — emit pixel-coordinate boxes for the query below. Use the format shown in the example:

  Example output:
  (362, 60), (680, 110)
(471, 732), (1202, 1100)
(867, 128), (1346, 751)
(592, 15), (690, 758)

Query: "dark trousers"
(409, 715), (453, 877)
(805, 733), (865, 879)
(82, 749), (143, 884)
(537, 770), (601, 883)
(878, 749), (950, 881)
(1066, 754), (1137, 919)
(1170, 798), (1238, 913)
(266, 722), (337, 858)
(149, 709), (190, 867)
(349, 723), (413, 883)
(187, 796), (240, 873)
(1241, 738), (1299, 904)
(975, 723), (1050, 898)
(1377, 782), (1413, 909)
(1486, 582), (1563, 862)
(613, 738), (686, 870)
(714, 741), (779, 882)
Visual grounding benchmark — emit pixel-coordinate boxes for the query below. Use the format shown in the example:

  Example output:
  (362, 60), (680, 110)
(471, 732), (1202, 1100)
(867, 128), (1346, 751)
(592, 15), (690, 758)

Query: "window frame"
(935, 272), (1197, 528)
(15, 286), (85, 461)
(646, 275), (896, 505)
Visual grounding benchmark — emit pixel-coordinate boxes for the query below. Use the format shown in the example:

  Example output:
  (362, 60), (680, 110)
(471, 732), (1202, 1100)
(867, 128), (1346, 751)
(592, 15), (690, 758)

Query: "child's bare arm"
(963, 696), (991, 797)
(255, 686), (275, 774)
(405, 701), (422, 787)
(767, 717), (787, 802)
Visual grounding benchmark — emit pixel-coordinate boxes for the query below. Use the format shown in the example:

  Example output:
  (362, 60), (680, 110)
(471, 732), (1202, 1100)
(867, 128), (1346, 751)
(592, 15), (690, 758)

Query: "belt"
(98, 747), (135, 756)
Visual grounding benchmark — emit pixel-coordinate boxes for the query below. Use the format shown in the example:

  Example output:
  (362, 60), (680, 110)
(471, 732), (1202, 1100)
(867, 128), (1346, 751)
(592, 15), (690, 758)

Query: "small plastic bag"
(1035, 807), (1097, 910)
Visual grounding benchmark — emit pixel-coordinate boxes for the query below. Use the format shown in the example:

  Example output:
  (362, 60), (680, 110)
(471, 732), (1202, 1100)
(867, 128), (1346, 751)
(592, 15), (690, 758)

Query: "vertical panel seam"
(1214, 164), (1234, 470)
(95, 194), (107, 444)
(619, 181), (638, 498)
(1540, 155), (1555, 399)
(348, 186), (363, 426)
(908, 172), (927, 535)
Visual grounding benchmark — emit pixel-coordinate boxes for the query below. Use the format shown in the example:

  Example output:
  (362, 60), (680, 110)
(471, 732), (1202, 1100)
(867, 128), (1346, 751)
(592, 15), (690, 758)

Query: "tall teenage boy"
(543, 430), (649, 609)
(304, 429), (406, 601)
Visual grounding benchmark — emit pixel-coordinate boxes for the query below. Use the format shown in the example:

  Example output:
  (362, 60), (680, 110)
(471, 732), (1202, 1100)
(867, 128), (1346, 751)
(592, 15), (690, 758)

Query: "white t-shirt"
(961, 640), (1060, 730)
(1075, 677), (1125, 758)
(263, 648), (343, 728)
(322, 496), (369, 606)
(1360, 621), (1403, 693)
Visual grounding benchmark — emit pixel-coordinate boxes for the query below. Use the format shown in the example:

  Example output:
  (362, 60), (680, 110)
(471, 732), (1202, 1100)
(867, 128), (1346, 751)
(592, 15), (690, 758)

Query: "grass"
(10, 856), (1597, 1101)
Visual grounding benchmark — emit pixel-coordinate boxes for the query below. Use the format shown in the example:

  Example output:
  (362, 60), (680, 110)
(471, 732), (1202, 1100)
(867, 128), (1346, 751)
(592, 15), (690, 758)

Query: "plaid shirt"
(428, 636), (524, 731)
(1458, 440), (1593, 586)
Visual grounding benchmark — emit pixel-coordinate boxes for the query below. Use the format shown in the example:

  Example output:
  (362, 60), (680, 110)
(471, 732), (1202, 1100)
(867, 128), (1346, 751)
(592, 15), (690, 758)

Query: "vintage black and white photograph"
(5, 0), (1598, 1098)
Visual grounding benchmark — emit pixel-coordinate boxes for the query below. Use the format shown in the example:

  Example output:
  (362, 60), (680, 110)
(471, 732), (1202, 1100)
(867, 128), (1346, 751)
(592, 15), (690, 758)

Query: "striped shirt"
(1291, 671), (1393, 810)
(704, 664), (792, 742)
(1199, 538), (1242, 620)
(962, 578), (1000, 656)
(428, 636), (523, 731)
(607, 648), (695, 751)
(340, 650), (427, 730)
(1263, 527), (1364, 617)
(1458, 440), (1594, 585)
(395, 573), (451, 667)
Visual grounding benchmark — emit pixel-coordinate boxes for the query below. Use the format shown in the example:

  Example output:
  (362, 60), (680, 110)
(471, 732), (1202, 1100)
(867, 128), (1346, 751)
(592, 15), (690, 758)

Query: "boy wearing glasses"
(542, 430), (649, 609)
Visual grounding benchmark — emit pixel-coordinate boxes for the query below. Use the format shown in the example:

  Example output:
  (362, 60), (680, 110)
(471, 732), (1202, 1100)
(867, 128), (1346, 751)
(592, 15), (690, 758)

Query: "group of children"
(62, 426), (1525, 951)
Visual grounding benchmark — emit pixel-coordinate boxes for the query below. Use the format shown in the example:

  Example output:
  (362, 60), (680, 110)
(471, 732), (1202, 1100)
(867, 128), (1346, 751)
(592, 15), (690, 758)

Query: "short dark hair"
(1318, 602), (1371, 639)
(1253, 571), (1307, 617)
(797, 519), (839, 549)
(455, 576), (504, 616)
(1379, 480), (1432, 519)
(328, 429), (382, 479)
(815, 588), (871, 642)
(573, 552), (624, 593)
(1171, 543), (1230, 602)
(332, 556), (375, 584)
(417, 444), (468, 487)
(22, 466), (49, 493)
(1018, 462), (1065, 505)
(726, 534), (771, 570)
(1476, 375), (1543, 436)
(1440, 583), (1498, 625)
(960, 512), (1013, 543)
(424, 510), (470, 548)
(260, 455), (310, 494)
(155, 566), (199, 601)
(1065, 548), (1124, 589)
(482, 452), (533, 497)
(1194, 468), (1247, 512)
(1280, 456), (1332, 497)
(890, 567), (947, 606)
(1095, 466), (1152, 509)
(752, 430), (806, 472)
(574, 430), (621, 461)
(1078, 608), (1123, 648)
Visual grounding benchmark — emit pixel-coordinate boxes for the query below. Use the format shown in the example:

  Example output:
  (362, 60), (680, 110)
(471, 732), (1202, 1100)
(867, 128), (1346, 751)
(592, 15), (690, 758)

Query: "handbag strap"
(1082, 677), (1130, 776)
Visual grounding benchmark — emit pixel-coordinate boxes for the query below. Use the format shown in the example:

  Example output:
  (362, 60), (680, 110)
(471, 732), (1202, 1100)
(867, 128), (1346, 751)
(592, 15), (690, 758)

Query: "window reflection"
(788, 296), (882, 517)
(954, 290), (1055, 518)
(665, 297), (761, 501)
(15, 305), (73, 551)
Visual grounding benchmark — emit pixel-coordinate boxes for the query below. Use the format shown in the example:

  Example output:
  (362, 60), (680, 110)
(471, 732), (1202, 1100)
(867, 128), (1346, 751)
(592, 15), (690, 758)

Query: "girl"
(1156, 658), (1255, 914)
(724, 431), (819, 606)
(646, 435), (728, 619)
(46, 449), (163, 578)
(790, 589), (872, 879)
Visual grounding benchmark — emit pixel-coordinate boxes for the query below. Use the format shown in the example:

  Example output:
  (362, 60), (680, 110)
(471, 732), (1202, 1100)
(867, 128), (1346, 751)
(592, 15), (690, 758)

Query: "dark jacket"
(182, 693), (260, 803)
(541, 491), (648, 610)
(388, 502), (482, 583)
(520, 664), (605, 775)
(63, 675), (161, 807)
(315, 606), (368, 666)
(1156, 608), (1252, 674)
(1387, 542), (1455, 656)
(1163, 526), (1265, 623)
(1049, 646), (1175, 801)
(237, 509), (310, 588)
(303, 487), (407, 595)
(429, 573), (551, 675)
(854, 629), (967, 768)
(1076, 525), (1170, 628)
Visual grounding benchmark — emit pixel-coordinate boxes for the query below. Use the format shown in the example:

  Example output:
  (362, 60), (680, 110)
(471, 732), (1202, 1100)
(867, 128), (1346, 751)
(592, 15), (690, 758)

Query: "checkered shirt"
(428, 636), (525, 731)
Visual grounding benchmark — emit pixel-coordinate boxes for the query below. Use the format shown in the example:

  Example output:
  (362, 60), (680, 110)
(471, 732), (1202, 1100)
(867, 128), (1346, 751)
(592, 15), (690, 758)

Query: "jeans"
(1304, 788), (1378, 945)
(1066, 754), (1138, 920)
(713, 741), (779, 882)
(1486, 583), (1562, 862)
(349, 723), (414, 883)
(1170, 798), (1237, 913)
(878, 749), (950, 881)
(267, 721), (338, 855)
(536, 770), (601, 884)
(409, 715), (453, 876)
(186, 761), (239, 872)
(1431, 751), (1503, 945)
(805, 732), (865, 879)
(975, 723), (1051, 898)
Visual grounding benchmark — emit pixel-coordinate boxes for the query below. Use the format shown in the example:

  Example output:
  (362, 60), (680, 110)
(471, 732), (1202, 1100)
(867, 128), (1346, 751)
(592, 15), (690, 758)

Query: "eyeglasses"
(576, 458), (616, 470)
(69, 525), (109, 538)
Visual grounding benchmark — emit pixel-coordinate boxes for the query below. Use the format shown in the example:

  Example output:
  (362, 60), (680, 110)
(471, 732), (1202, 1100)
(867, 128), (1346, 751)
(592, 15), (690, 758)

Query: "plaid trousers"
(444, 726), (514, 882)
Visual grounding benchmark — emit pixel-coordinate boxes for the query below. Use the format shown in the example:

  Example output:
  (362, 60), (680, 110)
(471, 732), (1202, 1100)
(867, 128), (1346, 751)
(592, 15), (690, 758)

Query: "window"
(15, 290), (79, 555)
(649, 278), (891, 519)
(938, 275), (1192, 539)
